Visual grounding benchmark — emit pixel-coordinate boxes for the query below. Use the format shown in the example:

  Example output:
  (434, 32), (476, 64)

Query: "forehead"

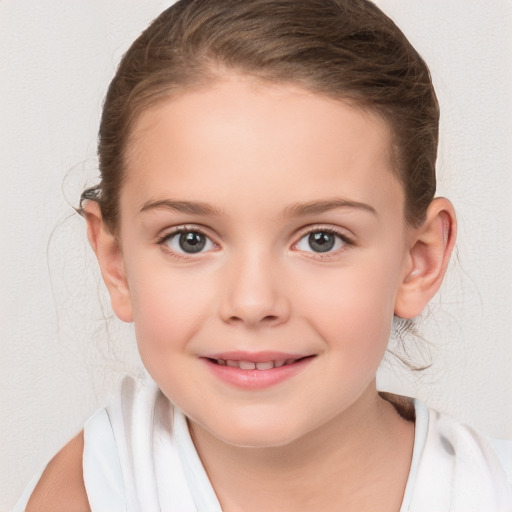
(122, 75), (403, 218)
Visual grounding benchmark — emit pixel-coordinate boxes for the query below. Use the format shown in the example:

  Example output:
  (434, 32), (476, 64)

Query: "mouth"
(201, 353), (316, 389)
(207, 356), (312, 370)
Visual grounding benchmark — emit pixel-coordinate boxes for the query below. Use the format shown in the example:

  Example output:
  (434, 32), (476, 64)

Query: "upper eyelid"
(158, 224), (215, 240)
(294, 224), (355, 241)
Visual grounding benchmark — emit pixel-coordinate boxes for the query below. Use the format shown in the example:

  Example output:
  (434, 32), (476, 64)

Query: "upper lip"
(202, 351), (312, 363)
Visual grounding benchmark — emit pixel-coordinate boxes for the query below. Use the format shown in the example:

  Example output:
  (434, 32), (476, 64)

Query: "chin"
(205, 416), (309, 449)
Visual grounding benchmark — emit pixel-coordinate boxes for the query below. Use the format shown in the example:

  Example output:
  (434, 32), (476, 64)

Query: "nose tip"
(219, 257), (290, 328)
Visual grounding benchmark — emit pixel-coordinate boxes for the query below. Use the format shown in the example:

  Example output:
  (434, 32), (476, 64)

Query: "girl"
(12, 0), (512, 510)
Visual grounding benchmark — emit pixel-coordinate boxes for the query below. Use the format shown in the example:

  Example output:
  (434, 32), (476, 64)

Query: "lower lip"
(202, 357), (314, 389)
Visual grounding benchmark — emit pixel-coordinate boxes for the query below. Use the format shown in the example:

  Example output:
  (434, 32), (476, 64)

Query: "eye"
(162, 229), (216, 255)
(295, 230), (348, 254)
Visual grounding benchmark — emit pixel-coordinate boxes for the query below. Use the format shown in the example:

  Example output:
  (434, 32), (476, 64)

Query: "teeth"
(239, 360), (256, 370)
(256, 361), (274, 370)
(218, 359), (298, 370)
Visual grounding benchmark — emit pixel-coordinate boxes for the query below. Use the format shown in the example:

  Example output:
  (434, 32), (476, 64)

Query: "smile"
(202, 353), (315, 389)
(213, 358), (300, 370)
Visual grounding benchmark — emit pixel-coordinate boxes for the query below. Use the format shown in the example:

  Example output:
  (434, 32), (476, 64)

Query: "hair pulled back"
(86, 0), (439, 232)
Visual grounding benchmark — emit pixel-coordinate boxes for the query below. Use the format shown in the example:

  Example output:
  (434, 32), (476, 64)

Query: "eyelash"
(156, 225), (355, 261)
(293, 226), (355, 259)
(157, 225), (217, 261)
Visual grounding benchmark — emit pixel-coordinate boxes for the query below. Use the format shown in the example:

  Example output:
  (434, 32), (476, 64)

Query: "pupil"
(309, 232), (335, 253)
(179, 232), (206, 253)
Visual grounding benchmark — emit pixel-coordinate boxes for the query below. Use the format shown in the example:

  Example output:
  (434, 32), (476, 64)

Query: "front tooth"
(256, 361), (274, 370)
(274, 360), (286, 367)
(226, 360), (239, 368)
(217, 359), (226, 365)
(239, 360), (256, 370)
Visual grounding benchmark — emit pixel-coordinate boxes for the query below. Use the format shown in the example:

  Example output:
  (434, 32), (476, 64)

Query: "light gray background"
(1, 1), (511, 509)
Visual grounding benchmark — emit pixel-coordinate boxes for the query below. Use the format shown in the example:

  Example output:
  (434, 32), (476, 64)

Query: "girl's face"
(116, 75), (413, 447)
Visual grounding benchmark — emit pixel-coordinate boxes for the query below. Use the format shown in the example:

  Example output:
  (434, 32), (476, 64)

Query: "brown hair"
(83, 0), (439, 232)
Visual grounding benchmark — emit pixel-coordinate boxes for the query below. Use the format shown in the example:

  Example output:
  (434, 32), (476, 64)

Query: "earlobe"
(83, 201), (133, 322)
(394, 198), (457, 319)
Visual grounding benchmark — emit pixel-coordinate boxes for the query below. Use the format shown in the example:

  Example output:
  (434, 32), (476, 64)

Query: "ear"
(83, 201), (133, 322)
(394, 197), (457, 319)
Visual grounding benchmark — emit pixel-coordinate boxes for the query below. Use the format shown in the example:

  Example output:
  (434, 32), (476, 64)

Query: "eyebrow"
(139, 197), (377, 218)
(140, 199), (224, 216)
(282, 198), (377, 218)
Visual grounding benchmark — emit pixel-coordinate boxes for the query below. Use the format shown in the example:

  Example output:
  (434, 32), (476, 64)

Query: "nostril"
(226, 314), (279, 325)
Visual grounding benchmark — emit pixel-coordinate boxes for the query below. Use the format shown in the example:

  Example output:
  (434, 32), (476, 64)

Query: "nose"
(219, 250), (290, 328)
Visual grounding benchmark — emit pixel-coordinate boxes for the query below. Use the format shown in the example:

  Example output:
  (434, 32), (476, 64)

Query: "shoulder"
(80, 375), (162, 510)
(425, 406), (510, 481)
(26, 430), (90, 512)
(20, 376), (161, 512)
(410, 402), (512, 511)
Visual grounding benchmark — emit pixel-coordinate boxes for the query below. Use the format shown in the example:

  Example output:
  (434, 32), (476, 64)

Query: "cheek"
(127, 262), (212, 362)
(298, 255), (401, 352)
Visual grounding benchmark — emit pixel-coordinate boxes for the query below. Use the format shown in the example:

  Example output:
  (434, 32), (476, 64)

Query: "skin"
(26, 432), (89, 512)
(119, 78), (414, 449)
(29, 75), (456, 512)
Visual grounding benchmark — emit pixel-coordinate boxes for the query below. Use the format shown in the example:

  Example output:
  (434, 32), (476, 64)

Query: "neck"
(188, 384), (414, 512)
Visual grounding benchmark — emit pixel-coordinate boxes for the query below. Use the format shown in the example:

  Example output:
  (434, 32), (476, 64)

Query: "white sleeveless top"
(14, 375), (512, 511)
